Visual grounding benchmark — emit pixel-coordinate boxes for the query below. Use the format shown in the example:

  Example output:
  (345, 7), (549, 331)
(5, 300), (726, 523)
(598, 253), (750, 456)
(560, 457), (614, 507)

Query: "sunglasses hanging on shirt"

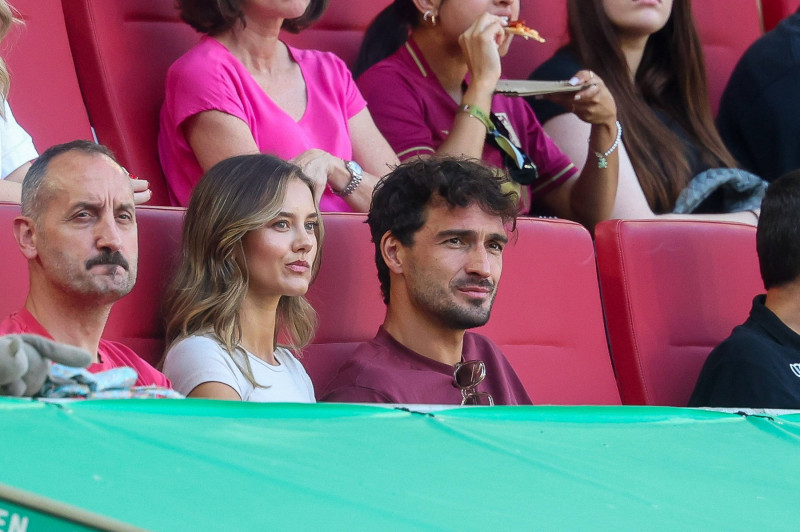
(488, 113), (540, 185)
(453, 359), (494, 406)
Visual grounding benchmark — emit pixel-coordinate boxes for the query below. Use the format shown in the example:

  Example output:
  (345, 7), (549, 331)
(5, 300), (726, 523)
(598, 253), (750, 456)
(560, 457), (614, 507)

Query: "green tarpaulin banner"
(1, 398), (799, 530)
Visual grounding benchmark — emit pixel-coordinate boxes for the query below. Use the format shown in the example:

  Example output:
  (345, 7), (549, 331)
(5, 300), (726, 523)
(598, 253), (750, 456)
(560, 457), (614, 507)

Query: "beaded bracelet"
(593, 121), (622, 169)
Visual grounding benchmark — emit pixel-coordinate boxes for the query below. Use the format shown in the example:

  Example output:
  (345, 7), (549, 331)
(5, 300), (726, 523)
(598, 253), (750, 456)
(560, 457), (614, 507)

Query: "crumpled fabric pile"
(40, 364), (183, 399)
(673, 167), (768, 214)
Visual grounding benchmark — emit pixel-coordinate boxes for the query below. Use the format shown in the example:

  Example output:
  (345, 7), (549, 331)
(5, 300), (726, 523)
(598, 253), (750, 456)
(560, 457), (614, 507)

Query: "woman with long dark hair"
(355, 0), (620, 229)
(529, 0), (760, 223)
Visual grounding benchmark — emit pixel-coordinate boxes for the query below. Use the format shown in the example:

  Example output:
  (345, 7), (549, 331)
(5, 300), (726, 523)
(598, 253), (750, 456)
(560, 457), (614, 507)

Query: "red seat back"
(595, 219), (763, 406)
(762, 0), (800, 31)
(691, 0), (762, 115)
(303, 213), (385, 398)
(281, 0), (392, 70)
(503, 0), (569, 80)
(0, 0), (92, 152)
(0, 204), (28, 320)
(475, 217), (620, 405)
(61, 0), (200, 206)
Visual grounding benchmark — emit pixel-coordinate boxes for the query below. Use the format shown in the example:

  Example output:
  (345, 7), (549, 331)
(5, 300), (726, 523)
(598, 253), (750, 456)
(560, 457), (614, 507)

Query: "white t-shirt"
(163, 334), (315, 403)
(0, 101), (37, 179)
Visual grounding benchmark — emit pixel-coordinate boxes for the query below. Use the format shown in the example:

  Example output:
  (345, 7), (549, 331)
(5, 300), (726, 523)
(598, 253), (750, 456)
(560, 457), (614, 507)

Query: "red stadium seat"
(281, 0), (392, 70)
(762, 0), (800, 31)
(61, 0), (201, 206)
(503, 0), (569, 80)
(691, 0), (763, 115)
(475, 217), (620, 405)
(0, 0), (92, 153)
(595, 219), (763, 406)
(303, 213), (386, 397)
(0, 204), (29, 321)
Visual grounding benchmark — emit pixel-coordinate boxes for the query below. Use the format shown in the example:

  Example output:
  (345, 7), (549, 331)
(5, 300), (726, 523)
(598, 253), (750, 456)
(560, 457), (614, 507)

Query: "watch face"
(346, 160), (363, 177)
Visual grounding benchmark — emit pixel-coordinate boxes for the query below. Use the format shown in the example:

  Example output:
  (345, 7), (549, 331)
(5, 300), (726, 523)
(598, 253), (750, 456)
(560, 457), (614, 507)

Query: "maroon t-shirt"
(322, 327), (532, 405)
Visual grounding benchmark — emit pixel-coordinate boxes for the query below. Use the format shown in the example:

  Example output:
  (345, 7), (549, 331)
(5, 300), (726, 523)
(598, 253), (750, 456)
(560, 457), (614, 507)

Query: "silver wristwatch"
(336, 160), (363, 197)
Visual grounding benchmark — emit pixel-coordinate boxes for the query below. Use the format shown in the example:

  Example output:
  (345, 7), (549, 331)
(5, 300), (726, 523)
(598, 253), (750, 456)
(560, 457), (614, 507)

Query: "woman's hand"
(132, 178), (152, 205)
(459, 13), (509, 92)
(290, 149), (347, 203)
(546, 70), (617, 128)
(538, 71), (620, 230)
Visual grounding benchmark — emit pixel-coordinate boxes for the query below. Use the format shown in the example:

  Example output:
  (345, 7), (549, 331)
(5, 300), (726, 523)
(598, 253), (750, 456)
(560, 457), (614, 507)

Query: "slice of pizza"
(504, 20), (546, 43)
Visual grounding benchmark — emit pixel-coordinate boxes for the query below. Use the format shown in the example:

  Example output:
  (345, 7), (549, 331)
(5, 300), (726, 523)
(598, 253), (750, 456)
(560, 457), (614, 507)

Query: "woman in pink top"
(158, 0), (398, 210)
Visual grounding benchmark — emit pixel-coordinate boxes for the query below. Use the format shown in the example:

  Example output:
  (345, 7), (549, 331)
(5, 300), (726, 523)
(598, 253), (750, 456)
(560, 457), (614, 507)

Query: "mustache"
(453, 278), (495, 291)
(85, 250), (129, 271)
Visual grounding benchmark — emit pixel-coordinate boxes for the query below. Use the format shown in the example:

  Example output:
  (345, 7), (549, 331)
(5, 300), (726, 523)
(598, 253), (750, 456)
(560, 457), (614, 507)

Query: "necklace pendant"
(597, 156), (608, 169)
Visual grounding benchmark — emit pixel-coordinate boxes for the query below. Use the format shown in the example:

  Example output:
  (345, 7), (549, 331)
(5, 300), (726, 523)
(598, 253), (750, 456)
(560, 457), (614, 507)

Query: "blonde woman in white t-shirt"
(162, 154), (322, 402)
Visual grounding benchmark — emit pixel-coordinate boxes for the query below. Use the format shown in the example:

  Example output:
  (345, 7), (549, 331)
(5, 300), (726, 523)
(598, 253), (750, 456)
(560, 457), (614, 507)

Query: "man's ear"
(13, 216), (39, 260)
(380, 232), (405, 275)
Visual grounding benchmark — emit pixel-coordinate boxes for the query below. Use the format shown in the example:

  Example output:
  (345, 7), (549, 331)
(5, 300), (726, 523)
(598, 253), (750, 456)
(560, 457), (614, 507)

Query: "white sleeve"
(0, 102), (37, 179)
(162, 335), (247, 398)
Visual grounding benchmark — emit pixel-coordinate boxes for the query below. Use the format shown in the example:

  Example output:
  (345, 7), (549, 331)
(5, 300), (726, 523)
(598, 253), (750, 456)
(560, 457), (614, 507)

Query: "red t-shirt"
(0, 309), (171, 388)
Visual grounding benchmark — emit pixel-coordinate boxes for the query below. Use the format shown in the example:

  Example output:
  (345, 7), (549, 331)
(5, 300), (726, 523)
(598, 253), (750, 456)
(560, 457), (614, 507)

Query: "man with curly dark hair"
(323, 157), (531, 406)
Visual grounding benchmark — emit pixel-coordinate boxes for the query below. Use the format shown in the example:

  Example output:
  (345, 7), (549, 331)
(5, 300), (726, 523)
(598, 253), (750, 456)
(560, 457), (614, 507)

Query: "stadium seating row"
(0, 0), (777, 405)
(1, 0), (790, 206)
(0, 204), (763, 407)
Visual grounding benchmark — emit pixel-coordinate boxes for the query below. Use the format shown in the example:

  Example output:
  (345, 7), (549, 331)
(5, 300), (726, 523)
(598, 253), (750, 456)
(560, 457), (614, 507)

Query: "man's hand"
(0, 334), (92, 397)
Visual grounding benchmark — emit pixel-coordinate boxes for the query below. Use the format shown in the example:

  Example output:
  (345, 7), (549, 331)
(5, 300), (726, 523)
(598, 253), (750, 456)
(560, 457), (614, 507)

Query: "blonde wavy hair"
(163, 154), (324, 387)
(0, 0), (19, 113)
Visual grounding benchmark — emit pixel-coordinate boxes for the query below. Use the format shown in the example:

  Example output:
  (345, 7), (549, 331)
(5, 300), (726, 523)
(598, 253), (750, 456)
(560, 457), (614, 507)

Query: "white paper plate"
(495, 80), (587, 97)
